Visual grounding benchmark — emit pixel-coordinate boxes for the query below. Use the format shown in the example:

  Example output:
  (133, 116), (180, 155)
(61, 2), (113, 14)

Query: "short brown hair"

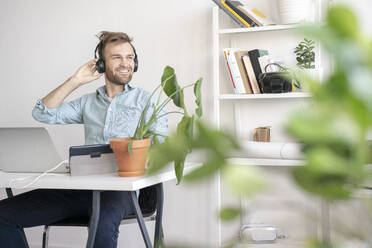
(96, 31), (133, 59)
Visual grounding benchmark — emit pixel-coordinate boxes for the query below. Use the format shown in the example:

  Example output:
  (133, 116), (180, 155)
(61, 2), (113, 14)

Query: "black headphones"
(94, 41), (138, 73)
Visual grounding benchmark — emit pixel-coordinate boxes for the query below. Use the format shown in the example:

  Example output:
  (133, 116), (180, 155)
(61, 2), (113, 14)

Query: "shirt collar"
(96, 83), (135, 99)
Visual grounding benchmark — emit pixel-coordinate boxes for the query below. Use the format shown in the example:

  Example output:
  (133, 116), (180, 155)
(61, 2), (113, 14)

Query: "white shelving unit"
(219, 24), (300, 34)
(211, 1), (323, 245)
(227, 158), (305, 167)
(219, 92), (311, 100)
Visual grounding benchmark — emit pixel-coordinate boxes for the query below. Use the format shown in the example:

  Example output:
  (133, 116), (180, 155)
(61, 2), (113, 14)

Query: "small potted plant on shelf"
(294, 38), (317, 89)
(294, 38), (315, 70)
(110, 66), (202, 177)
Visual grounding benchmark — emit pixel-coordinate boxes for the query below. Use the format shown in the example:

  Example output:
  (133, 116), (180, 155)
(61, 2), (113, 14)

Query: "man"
(0, 31), (168, 248)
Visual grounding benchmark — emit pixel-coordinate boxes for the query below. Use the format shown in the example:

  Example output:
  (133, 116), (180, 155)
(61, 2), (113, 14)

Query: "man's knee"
(0, 199), (17, 228)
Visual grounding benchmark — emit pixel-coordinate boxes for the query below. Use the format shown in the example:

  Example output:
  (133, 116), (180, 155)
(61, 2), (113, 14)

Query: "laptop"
(0, 127), (117, 176)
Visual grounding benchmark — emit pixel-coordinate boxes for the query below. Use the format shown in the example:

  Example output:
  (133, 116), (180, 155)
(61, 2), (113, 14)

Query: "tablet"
(69, 144), (117, 176)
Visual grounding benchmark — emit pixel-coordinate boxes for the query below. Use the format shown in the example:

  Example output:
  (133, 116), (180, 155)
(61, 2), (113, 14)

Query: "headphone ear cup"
(96, 59), (106, 73)
(134, 56), (138, 72)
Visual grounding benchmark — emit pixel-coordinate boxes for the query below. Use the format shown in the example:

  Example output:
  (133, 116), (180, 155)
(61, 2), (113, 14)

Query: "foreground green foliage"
(286, 5), (372, 247)
(149, 4), (372, 248)
(287, 5), (372, 201)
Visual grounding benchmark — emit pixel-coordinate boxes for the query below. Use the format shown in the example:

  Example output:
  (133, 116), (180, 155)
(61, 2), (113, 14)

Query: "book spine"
(212, 0), (245, 28)
(227, 49), (246, 94)
(234, 51), (253, 94)
(237, 6), (263, 26)
(223, 49), (239, 94)
(220, 1), (251, 28)
(248, 49), (268, 86)
(225, 0), (259, 27)
(242, 55), (261, 94)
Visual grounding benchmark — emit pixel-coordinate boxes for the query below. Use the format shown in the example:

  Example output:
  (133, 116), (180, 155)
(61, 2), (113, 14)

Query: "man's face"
(103, 42), (135, 86)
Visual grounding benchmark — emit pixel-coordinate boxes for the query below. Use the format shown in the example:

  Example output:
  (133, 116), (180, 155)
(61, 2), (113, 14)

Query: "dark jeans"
(0, 189), (134, 248)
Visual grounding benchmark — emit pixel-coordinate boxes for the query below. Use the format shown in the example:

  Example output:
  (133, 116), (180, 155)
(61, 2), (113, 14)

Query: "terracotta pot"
(110, 138), (151, 177)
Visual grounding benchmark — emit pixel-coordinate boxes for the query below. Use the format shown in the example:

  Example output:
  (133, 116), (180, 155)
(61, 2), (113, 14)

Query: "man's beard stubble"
(105, 68), (133, 86)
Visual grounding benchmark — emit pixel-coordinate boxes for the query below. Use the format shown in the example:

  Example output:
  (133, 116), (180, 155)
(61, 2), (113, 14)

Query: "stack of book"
(224, 48), (276, 94)
(212, 0), (275, 28)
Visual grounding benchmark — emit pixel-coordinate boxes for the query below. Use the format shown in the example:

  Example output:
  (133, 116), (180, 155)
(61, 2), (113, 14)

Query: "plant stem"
(133, 84), (162, 139)
(321, 198), (331, 244)
(156, 111), (184, 120)
(155, 82), (196, 116)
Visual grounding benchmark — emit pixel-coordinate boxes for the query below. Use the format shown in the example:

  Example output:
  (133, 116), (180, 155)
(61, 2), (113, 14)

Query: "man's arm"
(32, 59), (103, 124)
(42, 59), (103, 108)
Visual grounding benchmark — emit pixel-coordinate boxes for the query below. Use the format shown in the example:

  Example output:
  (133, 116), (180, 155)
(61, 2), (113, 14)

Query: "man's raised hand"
(71, 59), (103, 86)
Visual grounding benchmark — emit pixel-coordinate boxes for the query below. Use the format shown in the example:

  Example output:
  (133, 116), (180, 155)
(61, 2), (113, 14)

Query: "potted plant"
(294, 38), (318, 89)
(110, 66), (202, 177)
(294, 38), (315, 70)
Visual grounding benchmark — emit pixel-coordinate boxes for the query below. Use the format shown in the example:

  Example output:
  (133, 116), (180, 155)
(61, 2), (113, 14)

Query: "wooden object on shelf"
(253, 126), (271, 142)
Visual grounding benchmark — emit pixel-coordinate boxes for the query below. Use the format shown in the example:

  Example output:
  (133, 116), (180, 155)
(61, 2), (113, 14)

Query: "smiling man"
(0, 31), (168, 248)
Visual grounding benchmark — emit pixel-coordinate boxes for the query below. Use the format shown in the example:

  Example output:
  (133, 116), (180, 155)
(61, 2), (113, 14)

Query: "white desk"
(0, 167), (189, 191)
(0, 163), (200, 248)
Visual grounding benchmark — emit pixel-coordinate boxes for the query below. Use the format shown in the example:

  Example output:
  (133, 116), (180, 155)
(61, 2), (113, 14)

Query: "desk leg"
(129, 191), (152, 248)
(86, 190), (101, 248)
(154, 183), (164, 248)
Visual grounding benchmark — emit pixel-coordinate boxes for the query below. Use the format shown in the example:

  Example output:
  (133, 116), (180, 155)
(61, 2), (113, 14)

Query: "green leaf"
(176, 115), (194, 151)
(193, 78), (203, 118)
(328, 5), (358, 39)
(291, 146), (365, 200)
(147, 132), (188, 175)
(174, 160), (185, 184)
(161, 66), (184, 108)
(222, 164), (266, 197)
(184, 159), (226, 181)
(177, 115), (192, 135)
(128, 139), (133, 156)
(286, 108), (358, 149)
(219, 207), (241, 222)
(192, 120), (240, 157)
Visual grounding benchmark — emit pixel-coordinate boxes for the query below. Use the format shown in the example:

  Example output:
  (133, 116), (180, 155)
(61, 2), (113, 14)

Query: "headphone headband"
(94, 40), (138, 73)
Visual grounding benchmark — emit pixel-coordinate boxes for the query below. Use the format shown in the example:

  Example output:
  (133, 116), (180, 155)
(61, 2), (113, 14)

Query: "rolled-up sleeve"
(32, 98), (83, 124)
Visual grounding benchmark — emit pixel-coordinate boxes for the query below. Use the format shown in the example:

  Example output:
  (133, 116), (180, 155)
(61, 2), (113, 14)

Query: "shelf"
(219, 24), (300, 34)
(219, 92), (311, 100)
(227, 158), (305, 167)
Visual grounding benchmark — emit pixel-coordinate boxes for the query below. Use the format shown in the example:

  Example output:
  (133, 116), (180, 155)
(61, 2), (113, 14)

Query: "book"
(223, 50), (239, 94)
(220, 1), (252, 28)
(248, 49), (269, 87)
(234, 50), (253, 94)
(242, 55), (261, 94)
(225, 0), (259, 27)
(225, 48), (246, 93)
(237, 5), (275, 26)
(258, 55), (270, 74)
(212, 0), (245, 28)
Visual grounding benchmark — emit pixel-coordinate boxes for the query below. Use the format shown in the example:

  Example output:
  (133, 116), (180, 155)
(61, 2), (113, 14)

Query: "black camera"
(258, 72), (293, 93)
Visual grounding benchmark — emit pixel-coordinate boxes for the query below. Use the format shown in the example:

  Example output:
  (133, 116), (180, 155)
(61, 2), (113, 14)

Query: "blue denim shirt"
(32, 83), (168, 145)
